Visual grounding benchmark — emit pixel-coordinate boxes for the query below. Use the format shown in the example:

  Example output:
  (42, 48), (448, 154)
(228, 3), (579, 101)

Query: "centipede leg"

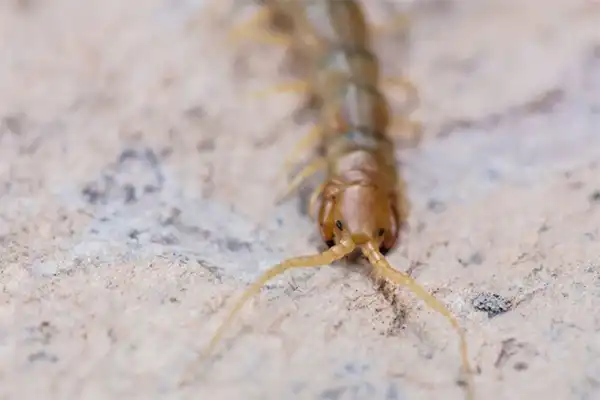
(389, 117), (423, 148)
(250, 80), (311, 98)
(189, 0), (263, 34)
(396, 182), (410, 224)
(276, 157), (328, 204)
(383, 77), (419, 113)
(371, 12), (411, 38)
(382, 76), (423, 147)
(227, 7), (291, 46)
(308, 181), (326, 220)
(283, 125), (322, 171)
(363, 245), (475, 400)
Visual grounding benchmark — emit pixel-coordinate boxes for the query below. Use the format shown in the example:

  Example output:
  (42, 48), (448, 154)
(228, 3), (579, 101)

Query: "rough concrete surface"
(1, 0), (600, 399)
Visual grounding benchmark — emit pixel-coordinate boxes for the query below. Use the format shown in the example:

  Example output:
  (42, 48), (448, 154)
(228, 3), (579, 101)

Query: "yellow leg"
(363, 243), (475, 400)
(187, 0), (261, 34)
(229, 28), (291, 47)
(227, 7), (271, 41)
(250, 80), (310, 99)
(389, 116), (423, 148)
(371, 12), (411, 38)
(383, 76), (422, 147)
(383, 76), (420, 113)
(394, 179), (410, 224)
(283, 125), (322, 172)
(181, 240), (356, 384)
(308, 182), (326, 220)
(227, 7), (291, 46)
(276, 157), (327, 204)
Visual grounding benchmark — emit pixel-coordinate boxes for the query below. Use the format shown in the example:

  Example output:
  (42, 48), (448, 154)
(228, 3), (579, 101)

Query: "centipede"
(185, 1), (475, 398)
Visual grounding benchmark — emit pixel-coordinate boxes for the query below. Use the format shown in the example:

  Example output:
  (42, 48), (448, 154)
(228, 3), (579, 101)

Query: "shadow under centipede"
(341, 258), (410, 336)
(369, 268), (410, 335)
(377, 279), (410, 335)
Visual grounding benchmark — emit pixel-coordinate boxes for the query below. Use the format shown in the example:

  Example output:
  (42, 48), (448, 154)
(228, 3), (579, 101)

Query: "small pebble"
(472, 292), (512, 318)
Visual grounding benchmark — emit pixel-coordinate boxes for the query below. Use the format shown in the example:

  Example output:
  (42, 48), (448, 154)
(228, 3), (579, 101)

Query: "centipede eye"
(379, 246), (390, 256)
(335, 220), (343, 230)
(377, 228), (385, 237)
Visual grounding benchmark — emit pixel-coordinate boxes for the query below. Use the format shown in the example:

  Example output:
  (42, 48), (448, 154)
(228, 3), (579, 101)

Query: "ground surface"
(1, 0), (600, 399)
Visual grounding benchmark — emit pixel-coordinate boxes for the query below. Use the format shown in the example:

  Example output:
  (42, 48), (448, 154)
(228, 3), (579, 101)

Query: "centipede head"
(318, 180), (401, 258)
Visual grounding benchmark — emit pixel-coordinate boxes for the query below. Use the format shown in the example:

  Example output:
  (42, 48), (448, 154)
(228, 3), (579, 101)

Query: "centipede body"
(183, 1), (476, 399)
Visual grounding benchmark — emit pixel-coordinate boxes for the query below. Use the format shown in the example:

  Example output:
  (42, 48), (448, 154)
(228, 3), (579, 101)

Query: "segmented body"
(259, 0), (409, 255)
(184, 2), (475, 399)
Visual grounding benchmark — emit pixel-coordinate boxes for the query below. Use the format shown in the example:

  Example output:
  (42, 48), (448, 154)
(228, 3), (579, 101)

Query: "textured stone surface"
(1, 0), (600, 399)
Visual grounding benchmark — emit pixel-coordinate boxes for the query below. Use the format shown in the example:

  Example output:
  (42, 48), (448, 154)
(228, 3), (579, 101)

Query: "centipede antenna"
(181, 240), (356, 384)
(363, 242), (474, 400)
